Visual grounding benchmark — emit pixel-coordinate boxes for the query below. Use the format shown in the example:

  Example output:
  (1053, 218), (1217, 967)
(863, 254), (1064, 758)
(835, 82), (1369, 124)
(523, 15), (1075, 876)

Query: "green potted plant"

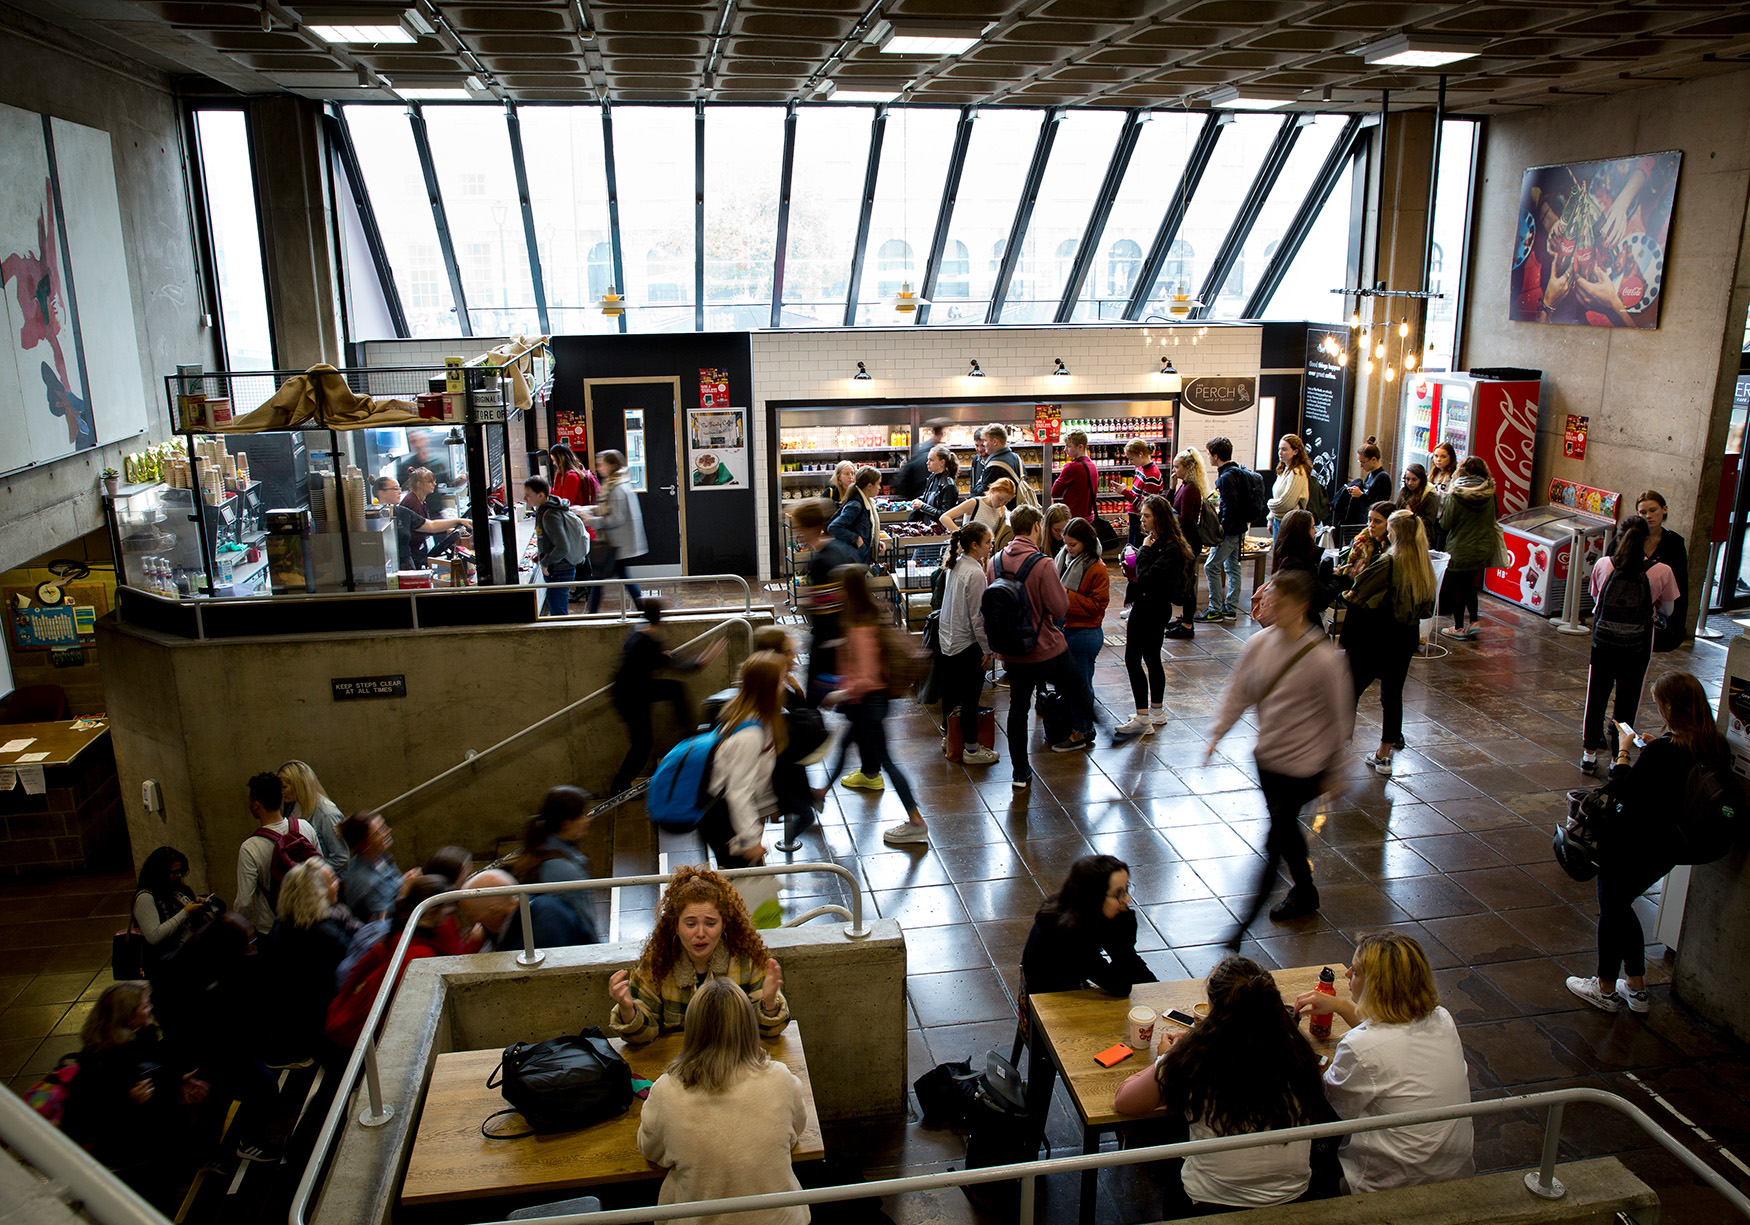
(101, 467), (119, 497)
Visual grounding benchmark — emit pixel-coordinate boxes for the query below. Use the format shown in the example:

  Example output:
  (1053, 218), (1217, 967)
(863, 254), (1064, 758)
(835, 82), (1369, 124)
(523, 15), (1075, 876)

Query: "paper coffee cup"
(1125, 1006), (1156, 1051)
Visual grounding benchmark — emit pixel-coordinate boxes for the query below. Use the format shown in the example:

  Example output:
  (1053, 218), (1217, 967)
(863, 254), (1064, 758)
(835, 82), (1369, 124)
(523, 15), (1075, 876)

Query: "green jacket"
(1439, 477), (1498, 569)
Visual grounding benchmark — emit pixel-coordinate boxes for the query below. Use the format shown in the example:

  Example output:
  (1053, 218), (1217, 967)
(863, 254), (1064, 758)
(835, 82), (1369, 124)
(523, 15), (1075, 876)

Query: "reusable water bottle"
(1308, 967), (1337, 1039)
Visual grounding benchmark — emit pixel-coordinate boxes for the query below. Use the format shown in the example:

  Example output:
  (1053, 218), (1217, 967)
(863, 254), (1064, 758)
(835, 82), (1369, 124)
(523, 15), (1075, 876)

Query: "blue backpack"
(646, 720), (761, 831)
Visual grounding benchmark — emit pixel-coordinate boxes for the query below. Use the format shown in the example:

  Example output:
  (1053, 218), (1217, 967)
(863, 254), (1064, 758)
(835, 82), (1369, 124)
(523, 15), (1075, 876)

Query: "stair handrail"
(374, 615), (755, 817)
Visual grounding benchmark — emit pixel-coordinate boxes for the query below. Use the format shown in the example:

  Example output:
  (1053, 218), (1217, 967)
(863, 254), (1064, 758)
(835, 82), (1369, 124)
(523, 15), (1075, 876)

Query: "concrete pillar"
(1349, 111), (1437, 469)
(249, 95), (343, 370)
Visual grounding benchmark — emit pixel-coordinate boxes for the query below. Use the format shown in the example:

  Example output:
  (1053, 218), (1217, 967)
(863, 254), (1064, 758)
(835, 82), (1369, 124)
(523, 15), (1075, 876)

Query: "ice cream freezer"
(1484, 505), (1615, 617)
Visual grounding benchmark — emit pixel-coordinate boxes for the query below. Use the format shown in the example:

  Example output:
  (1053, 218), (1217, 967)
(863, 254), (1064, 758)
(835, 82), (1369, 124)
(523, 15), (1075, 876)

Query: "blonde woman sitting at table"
(637, 977), (810, 1225)
(1115, 956), (1332, 1215)
(1295, 932), (1473, 1193)
(608, 865), (788, 1046)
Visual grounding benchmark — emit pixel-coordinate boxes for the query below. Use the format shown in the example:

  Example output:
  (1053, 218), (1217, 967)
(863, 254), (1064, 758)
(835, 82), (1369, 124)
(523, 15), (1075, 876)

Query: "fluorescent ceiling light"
(864, 19), (986, 57)
(301, 6), (433, 43)
(385, 74), (487, 100)
(1208, 86), (1299, 110)
(831, 89), (900, 103)
(308, 23), (414, 43)
(1359, 34), (1479, 68)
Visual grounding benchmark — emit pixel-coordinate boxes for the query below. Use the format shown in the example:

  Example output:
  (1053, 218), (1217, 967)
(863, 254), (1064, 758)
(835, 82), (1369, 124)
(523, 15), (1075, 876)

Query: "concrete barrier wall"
(312, 920), (906, 1225)
(98, 610), (768, 898)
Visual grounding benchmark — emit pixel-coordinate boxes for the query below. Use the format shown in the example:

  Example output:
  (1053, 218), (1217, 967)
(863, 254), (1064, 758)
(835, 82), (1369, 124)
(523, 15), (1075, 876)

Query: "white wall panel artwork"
(0, 102), (147, 475)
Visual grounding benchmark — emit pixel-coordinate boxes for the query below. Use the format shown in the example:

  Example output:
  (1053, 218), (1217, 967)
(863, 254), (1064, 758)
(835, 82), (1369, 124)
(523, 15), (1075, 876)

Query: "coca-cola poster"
(1509, 150), (1681, 329)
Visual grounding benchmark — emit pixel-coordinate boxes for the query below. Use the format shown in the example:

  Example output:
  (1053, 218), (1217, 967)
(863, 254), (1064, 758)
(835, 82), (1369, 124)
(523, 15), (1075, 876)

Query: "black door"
(586, 379), (684, 572)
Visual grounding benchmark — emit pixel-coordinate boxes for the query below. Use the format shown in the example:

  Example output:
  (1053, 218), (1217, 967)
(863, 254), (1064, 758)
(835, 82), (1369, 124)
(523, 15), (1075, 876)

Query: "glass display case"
(116, 360), (545, 601)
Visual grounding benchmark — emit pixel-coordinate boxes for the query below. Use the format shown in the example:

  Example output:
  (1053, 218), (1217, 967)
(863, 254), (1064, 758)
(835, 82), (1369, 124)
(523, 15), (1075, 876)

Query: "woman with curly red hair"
(608, 865), (789, 1046)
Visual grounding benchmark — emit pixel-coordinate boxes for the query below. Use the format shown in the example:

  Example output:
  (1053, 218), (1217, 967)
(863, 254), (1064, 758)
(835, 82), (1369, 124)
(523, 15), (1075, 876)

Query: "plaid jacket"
(610, 943), (790, 1046)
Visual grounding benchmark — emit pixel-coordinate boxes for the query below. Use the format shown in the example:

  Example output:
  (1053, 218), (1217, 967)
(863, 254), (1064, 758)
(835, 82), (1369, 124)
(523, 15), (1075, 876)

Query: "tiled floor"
(5, 591), (1749, 1223)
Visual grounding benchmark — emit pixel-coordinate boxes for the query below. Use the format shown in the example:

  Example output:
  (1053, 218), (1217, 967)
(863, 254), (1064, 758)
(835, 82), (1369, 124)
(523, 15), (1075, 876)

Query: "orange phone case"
(1095, 1043), (1134, 1067)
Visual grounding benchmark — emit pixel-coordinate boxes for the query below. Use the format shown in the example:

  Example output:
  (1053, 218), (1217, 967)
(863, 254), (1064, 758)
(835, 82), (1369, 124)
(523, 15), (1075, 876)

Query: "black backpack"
(1306, 476), (1332, 524)
(982, 551), (1048, 657)
(484, 1028), (633, 1137)
(1195, 491), (1222, 548)
(1592, 563), (1653, 650)
(1674, 760), (1745, 865)
(1240, 465), (1271, 527)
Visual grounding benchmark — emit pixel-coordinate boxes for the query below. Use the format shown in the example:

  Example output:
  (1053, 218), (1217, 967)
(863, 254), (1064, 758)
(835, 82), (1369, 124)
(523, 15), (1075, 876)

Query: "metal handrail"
(0, 1085), (169, 1225)
(120, 572), (756, 638)
(290, 864), (870, 1225)
(398, 1086), (1749, 1225)
(373, 615), (754, 817)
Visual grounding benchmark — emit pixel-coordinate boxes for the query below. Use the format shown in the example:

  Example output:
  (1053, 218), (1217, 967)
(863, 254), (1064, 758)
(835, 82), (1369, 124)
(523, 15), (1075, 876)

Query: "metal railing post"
(1019, 1172), (1036, 1225)
(517, 892), (545, 967)
(1524, 1102), (1566, 1199)
(359, 1039), (394, 1128)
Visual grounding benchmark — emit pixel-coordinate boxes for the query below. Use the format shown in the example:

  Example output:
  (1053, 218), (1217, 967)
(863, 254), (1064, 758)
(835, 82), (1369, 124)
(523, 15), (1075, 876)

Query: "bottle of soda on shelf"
(1307, 967), (1337, 1039)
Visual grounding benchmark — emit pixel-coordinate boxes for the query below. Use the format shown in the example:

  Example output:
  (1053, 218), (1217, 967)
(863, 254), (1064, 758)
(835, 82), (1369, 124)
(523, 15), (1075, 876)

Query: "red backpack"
(252, 819), (319, 906)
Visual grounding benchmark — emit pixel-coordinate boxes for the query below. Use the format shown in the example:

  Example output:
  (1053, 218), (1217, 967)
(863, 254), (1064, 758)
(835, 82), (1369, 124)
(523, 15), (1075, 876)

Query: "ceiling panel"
(6, 0), (1738, 113)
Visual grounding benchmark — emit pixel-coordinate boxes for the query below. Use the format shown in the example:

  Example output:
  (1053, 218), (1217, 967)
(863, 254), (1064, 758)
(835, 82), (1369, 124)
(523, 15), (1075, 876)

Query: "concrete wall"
(97, 609), (763, 898)
(313, 921), (907, 1225)
(1462, 69), (1750, 603)
(0, 8), (216, 573)
(749, 323), (1265, 578)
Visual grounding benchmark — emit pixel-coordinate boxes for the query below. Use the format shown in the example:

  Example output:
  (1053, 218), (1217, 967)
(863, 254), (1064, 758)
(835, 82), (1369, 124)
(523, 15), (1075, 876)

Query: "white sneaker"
(1148, 706), (1169, 726)
(1565, 975), (1619, 1013)
(882, 821), (929, 846)
(962, 746), (999, 766)
(1615, 979), (1651, 1013)
(1119, 605), (1133, 621)
(1116, 714), (1151, 736)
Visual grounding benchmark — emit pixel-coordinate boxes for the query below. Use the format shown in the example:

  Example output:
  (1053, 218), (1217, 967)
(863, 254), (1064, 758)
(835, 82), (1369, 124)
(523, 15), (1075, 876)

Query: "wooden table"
(0, 719), (109, 767)
(401, 1025), (824, 1207)
(1027, 964), (1351, 1225)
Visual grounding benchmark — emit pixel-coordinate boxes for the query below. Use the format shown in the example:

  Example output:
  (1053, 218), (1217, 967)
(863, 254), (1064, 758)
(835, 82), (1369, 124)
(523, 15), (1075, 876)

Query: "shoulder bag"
(483, 1027), (633, 1138)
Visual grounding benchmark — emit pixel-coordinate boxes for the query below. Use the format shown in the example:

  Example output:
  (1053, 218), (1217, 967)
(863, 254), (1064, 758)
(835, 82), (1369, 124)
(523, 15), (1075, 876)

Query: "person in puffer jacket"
(1437, 455), (1499, 641)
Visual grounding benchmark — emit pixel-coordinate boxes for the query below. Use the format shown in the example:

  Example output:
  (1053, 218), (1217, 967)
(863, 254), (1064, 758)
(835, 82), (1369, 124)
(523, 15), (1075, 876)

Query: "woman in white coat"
(637, 976), (809, 1225)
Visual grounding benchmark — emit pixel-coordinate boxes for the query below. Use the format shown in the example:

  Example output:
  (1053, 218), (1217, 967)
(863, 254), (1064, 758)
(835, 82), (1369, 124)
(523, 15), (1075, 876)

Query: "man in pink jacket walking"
(1207, 568), (1354, 944)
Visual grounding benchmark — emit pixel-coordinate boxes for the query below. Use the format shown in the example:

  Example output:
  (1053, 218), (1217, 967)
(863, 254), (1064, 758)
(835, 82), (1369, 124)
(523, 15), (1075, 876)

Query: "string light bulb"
(1350, 311), (1361, 330)
(1404, 352), (1417, 371)
(1374, 341), (1386, 360)
(1398, 318), (1410, 339)
(1384, 364), (1396, 382)
(1363, 358), (1374, 374)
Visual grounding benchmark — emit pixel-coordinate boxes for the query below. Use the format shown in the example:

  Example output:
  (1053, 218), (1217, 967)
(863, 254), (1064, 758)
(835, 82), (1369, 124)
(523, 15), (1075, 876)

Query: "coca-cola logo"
(1491, 388), (1537, 513)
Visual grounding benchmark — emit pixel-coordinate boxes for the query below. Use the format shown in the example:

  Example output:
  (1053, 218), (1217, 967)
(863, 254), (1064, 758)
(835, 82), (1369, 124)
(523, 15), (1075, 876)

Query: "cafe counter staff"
(607, 865), (788, 1046)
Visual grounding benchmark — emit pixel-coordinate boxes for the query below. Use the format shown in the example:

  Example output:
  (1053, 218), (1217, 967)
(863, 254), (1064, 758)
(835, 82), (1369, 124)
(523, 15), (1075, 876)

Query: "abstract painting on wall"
(1509, 150), (1681, 330)
(0, 102), (144, 475)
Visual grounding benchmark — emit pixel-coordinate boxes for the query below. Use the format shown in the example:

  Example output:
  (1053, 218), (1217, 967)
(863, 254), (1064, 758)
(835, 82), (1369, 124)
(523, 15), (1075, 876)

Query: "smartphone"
(1094, 1043), (1135, 1068)
(1164, 1008), (1199, 1028)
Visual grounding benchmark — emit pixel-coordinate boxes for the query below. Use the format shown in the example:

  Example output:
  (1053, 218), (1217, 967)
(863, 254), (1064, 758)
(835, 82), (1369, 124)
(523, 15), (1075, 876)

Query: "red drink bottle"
(1308, 967), (1337, 1039)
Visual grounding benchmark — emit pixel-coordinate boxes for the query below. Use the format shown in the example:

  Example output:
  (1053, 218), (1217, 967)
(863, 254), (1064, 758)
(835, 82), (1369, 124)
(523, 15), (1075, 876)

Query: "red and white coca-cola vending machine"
(1399, 368), (1543, 515)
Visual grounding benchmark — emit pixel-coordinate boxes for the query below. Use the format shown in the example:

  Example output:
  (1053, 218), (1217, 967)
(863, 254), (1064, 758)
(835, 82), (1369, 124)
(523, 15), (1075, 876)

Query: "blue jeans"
(1063, 627), (1103, 735)
(542, 564), (576, 616)
(1204, 532), (1243, 615)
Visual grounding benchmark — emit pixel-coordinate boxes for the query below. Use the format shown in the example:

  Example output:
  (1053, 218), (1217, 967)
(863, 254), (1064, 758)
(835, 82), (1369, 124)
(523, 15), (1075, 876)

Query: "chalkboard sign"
(332, 675), (407, 701)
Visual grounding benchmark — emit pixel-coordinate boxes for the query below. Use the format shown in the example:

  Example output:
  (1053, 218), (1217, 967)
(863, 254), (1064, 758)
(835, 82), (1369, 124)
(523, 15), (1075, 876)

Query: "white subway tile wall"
(357, 325), (1265, 581)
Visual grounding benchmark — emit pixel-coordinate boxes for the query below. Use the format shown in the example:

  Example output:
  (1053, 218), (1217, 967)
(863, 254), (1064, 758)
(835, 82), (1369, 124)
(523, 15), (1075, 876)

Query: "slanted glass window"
(1422, 119), (1479, 372)
(193, 109), (274, 368)
(997, 110), (1124, 323)
(925, 109), (1044, 324)
(940, 239), (970, 297)
(704, 106), (784, 329)
(1262, 149), (1358, 324)
(1067, 111), (1202, 321)
(343, 106), (463, 336)
(1139, 113), (1283, 317)
(1208, 114), (1349, 319)
(778, 106), (874, 326)
(519, 107), (616, 334)
(610, 107), (695, 333)
(422, 106), (539, 336)
(852, 106), (958, 326)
